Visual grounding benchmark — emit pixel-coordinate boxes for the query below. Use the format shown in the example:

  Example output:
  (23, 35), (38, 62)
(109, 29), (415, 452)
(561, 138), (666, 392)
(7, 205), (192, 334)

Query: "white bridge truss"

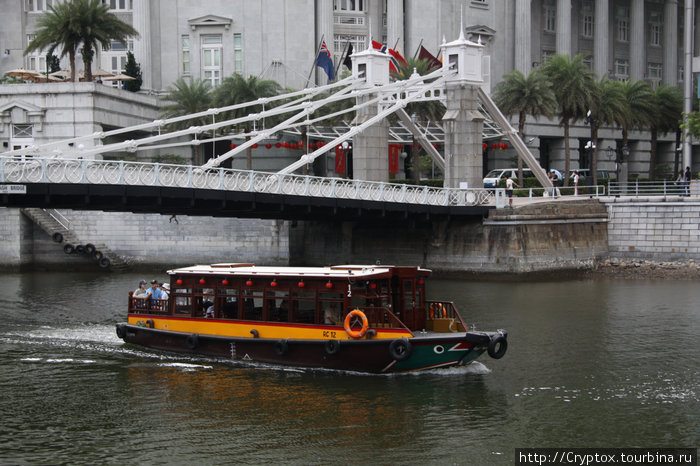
(0, 157), (498, 207)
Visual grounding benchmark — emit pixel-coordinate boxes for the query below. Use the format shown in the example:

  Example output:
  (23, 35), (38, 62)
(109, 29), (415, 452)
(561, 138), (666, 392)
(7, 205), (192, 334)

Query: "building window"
(333, 0), (365, 12)
(648, 62), (662, 87)
(11, 124), (33, 152)
(542, 50), (555, 63)
(616, 6), (629, 42)
(582, 1), (594, 38)
(182, 35), (190, 74)
(679, 65), (684, 82)
(202, 35), (222, 87)
(615, 59), (629, 80)
(26, 34), (47, 72)
(334, 15), (365, 25)
(649, 11), (662, 47)
(27, 0), (53, 12)
(101, 39), (132, 85)
(333, 34), (367, 62)
(582, 55), (593, 70)
(544, 3), (556, 33)
(102, 0), (133, 10)
(233, 33), (242, 74)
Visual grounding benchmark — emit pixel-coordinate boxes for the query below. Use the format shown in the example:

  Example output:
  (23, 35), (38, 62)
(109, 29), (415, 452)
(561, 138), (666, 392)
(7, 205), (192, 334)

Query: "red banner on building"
(335, 146), (346, 174)
(388, 144), (400, 174)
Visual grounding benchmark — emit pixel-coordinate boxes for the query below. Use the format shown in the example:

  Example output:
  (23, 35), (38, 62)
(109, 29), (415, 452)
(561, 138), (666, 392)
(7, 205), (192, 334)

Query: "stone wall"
(605, 200), (700, 261)
(0, 208), (289, 271)
(292, 200), (610, 274)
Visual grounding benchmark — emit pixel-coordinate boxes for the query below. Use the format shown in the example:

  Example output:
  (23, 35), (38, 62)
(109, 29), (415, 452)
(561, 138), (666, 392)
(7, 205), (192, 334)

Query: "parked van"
(483, 168), (534, 188)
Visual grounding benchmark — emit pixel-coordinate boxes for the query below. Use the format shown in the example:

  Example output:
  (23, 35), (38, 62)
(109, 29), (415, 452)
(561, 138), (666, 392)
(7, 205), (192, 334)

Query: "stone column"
(133, 0), (151, 90)
(387, 0), (404, 56)
(515, 0), (532, 74)
(629, 0), (645, 80)
(556, 0), (572, 56)
(352, 95), (389, 182)
(443, 84), (484, 189)
(594, 0), (609, 77)
(664, 0), (679, 85)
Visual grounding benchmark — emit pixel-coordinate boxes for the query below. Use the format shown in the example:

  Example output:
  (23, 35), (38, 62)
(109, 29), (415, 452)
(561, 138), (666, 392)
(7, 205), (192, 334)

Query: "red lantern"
(491, 143), (498, 149)
(252, 143), (258, 149)
(298, 141), (303, 148)
(298, 281), (305, 288)
(316, 142), (324, 148)
(308, 143), (314, 149)
(270, 280), (277, 287)
(199, 278), (206, 285)
(325, 282), (333, 289)
(230, 143), (237, 149)
(176, 279), (183, 285)
(265, 143), (272, 149)
(275, 142), (282, 148)
(369, 283), (377, 289)
(245, 279), (253, 287)
(222, 279), (229, 286)
(418, 279), (424, 285)
(482, 142), (488, 151)
(503, 143), (509, 150)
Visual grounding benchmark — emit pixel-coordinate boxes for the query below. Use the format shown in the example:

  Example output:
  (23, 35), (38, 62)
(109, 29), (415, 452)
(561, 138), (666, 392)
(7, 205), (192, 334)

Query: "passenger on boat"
(324, 303), (341, 325)
(133, 280), (148, 298)
(146, 280), (164, 300)
(205, 303), (215, 318)
(159, 283), (169, 300)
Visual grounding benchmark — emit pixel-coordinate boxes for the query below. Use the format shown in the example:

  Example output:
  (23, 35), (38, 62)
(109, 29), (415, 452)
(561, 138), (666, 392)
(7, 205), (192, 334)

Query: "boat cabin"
(128, 264), (447, 331)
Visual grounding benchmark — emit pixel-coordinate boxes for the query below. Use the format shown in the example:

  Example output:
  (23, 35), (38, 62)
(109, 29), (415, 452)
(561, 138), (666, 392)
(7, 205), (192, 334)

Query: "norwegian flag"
(372, 40), (407, 73)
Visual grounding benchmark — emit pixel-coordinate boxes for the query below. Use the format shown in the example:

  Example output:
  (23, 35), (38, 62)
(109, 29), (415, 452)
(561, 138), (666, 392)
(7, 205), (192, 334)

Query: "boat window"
(194, 288), (215, 318)
(217, 288), (239, 319)
(173, 287), (192, 316)
(242, 289), (263, 321)
(403, 279), (414, 308)
(293, 290), (317, 323)
(266, 289), (289, 322)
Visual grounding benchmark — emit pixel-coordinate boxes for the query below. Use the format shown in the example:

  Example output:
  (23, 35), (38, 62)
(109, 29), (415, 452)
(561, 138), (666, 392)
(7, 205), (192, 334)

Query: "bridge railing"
(608, 180), (696, 197)
(0, 156), (496, 207)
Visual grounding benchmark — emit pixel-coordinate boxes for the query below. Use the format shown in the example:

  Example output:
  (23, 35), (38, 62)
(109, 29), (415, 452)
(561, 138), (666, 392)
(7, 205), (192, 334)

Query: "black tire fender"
(146, 319), (154, 329)
(98, 257), (111, 268)
(63, 244), (75, 254)
(487, 335), (508, 359)
(75, 245), (85, 254)
(274, 339), (288, 356)
(85, 243), (96, 254)
(324, 339), (340, 355)
(389, 338), (412, 361)
(186, 333), (199, 350)
(52, 232), (64, 243)
(92, 250), (103, 260)
(116, 324), (126, 339)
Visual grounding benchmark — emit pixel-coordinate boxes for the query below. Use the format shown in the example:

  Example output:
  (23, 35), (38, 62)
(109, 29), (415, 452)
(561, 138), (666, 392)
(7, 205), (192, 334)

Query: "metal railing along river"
(607, 180), (697, 197)
(0, 156), (498, 208)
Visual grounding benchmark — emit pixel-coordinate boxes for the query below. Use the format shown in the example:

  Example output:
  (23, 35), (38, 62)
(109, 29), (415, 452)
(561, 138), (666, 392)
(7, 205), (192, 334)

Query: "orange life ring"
(429, 303), (447, 319)
(344, 309), (369, 338)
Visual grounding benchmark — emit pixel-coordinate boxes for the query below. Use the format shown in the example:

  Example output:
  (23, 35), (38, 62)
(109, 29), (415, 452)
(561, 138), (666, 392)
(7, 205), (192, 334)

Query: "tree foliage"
(123, 51), (142, 92)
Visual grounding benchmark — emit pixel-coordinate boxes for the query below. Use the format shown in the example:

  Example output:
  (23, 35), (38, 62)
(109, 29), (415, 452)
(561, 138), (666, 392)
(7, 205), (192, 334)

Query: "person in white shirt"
(505, 175), (519, 208)
(573, 171), (579, 196)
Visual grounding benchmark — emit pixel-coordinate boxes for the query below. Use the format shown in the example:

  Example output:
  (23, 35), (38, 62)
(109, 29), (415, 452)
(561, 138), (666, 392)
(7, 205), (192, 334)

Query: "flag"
(315, 40), (335, 80)
(342, 43), (353, 70)
(371, 41), (406, 73)
(418, 45), (442, 71)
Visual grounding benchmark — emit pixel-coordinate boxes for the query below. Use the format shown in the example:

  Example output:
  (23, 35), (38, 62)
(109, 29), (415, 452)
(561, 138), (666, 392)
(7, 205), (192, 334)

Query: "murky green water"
(0, 272), (697, 464)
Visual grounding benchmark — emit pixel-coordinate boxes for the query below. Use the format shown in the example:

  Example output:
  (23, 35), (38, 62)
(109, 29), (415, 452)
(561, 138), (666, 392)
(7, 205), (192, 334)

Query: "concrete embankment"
(4, 197), (700, 274)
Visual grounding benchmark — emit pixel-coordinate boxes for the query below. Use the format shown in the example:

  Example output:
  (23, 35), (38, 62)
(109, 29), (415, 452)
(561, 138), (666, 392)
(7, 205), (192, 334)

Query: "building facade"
(0, 0), (697, 177)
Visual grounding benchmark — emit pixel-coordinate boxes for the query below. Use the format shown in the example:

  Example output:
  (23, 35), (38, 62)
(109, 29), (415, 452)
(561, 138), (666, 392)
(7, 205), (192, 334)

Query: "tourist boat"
(116, 263), (508, 373)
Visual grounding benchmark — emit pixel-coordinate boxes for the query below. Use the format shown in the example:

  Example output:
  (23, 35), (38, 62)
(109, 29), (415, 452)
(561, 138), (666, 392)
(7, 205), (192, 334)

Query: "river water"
(0, 271), (697, 465)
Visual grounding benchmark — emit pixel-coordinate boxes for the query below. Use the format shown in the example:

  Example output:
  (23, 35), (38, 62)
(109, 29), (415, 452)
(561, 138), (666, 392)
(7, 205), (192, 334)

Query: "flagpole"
(306, 34), (324, 87)
(334, 40), (348, 78)
(413, 39), (423, 59)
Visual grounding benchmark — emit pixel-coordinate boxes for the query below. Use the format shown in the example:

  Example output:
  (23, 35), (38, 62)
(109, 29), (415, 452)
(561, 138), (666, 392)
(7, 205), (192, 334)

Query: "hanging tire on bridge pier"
(75, 245), (85, 254)
(98, 257), (111, 268)
(52, 232), (63, 243)
(92, 250), (103, 260)
(63, 244), (75, 254)
(85, 244), (96, 254)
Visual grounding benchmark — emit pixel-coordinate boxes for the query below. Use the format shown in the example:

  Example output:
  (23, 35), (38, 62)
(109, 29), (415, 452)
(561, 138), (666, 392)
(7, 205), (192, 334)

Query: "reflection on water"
(0, 272), (697, 464)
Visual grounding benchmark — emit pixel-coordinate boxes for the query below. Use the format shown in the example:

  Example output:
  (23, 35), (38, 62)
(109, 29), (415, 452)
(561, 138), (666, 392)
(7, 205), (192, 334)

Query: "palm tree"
(160, 78), (213, 166)
(213, 74), (282, 170)
(75, 0), (139, 82)
(25, 1), (83, 82)
(541, 54), (597, 186)
(647, 85), (682, 179)
(617, 80), (655, 172)
(493, 69), (557, 184)
(586, 77), (626, 185)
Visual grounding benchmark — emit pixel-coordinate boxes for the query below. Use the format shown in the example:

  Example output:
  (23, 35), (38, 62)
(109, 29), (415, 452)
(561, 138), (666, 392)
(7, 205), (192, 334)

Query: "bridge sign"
(0, 184), (26, 194)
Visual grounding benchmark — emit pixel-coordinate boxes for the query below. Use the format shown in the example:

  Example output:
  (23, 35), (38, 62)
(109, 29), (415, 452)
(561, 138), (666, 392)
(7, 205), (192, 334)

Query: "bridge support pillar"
(443, 83), (484, 189)
(352, 94), (389, 182)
